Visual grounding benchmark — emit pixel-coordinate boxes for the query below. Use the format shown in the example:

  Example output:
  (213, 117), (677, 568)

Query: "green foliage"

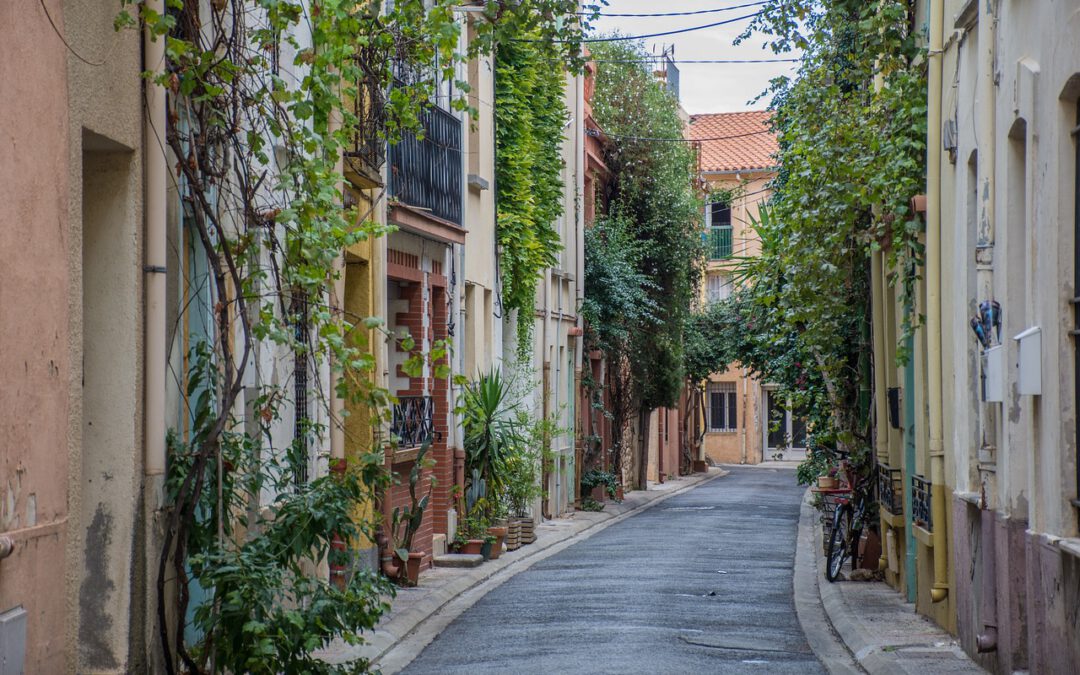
(495, 35), (568, 354)
(588, 38), (704, 411)
(126, 0), (599, 671)
(460, 369), (523, 498)
(503, 446), (543, 517)
(726, 1), (927, 491)
(390, 441), (435, 570)
(580, 469), (618, 499)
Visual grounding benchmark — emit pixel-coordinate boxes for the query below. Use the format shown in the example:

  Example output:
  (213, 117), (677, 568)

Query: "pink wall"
(0, 1), (72, 672)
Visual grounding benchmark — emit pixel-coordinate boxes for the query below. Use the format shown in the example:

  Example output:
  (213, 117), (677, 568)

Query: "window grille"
(707, 382), (738, 432)
(707, 200), (733, 260)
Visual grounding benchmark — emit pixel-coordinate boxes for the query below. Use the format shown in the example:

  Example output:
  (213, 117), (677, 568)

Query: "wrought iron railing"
(877, 463), (902, 515)
(389, 103), (462, 225)
(344, 46), (388, 179)
(708, 226), (732, 260)
(912, 474), (932, 532)
(391, 396), (434, 448)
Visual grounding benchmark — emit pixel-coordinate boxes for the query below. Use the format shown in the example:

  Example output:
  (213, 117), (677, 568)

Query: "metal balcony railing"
(708, 226), (732, 260)
(343, 46), (388, 181)
(391, 396), (434, 449)
(389, 103), (462, 225)
(912, 474), (932, 532)
(877, 463), (902, 515)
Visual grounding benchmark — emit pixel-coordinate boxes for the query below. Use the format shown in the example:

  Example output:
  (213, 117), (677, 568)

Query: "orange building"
(688, 112), (804, 465)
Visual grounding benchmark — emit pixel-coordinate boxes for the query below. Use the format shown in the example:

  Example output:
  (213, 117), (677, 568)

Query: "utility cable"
(516, 11), (763, 43)
(579, 1), (767, 18)
(587, 127), (774, 143)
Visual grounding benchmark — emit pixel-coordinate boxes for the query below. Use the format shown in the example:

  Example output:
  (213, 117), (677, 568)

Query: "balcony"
(877, 463), (902, 516)
(391, 396), (434, 449)
(389, 103), (462, 226)
(708, 226), (732, 260)
(912, 474), (932, 533)
(344, 47), (388, 189)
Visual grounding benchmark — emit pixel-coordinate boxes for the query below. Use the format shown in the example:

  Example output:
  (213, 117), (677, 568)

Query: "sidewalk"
(317, 468), (729, 672)
(794, 489), (987, 674)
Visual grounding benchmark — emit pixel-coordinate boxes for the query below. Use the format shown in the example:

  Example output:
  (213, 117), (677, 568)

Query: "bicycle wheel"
(825, 505), (850, 582)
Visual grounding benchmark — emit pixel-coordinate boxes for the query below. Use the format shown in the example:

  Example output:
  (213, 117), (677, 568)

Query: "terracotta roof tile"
(689, 110), (778, 173)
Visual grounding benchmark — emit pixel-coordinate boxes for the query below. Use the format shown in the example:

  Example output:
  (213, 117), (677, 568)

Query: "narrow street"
(402, 468), (822, 674)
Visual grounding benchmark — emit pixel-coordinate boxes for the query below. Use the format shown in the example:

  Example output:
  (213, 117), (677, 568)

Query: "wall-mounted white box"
(1014, 326), (1042, 396)
(983, 345), (1005, 402)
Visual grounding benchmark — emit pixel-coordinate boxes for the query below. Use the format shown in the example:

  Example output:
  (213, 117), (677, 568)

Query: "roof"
(688, 111), (778, 173)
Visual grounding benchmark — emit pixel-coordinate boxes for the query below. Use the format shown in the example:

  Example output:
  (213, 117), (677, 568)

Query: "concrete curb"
(793, 489), (865, 675)
(796, 488), (986, 675)
(318, 468), (730, 672)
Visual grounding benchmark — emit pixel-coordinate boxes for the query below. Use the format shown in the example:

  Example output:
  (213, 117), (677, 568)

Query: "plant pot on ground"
(461, 539), (484, 556)
(487, 526), (507, 559)
(590, 485), (606, 502)
(506, 520), (521, 550)
(403, 552), (424, 586)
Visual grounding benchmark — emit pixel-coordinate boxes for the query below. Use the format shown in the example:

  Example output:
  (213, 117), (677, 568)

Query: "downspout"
(740, 369), (747, 464)
(871, 250), (889, 570)
(144, 0), (167, 476)
(927, 0), (949, 604)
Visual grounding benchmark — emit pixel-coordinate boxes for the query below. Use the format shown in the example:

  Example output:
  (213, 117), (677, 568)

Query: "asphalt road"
(401, 467), (824, 674)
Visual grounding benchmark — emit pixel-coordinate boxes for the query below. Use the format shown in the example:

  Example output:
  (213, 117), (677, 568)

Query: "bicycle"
(824, 459), (869, 582)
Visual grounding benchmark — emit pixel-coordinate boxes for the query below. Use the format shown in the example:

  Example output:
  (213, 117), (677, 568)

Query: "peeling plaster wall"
(938, 0), (1080, 670)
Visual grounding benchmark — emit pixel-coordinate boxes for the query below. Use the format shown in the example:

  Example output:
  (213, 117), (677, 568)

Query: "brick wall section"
(386, 266), (452, 569)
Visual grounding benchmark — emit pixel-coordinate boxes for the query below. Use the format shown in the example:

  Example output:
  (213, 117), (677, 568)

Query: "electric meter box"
(1014, 326), (1042, 396)
(983, 345), (1005, 402)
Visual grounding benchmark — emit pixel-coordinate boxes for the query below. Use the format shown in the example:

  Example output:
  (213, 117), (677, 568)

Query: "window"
(707, 199), (733, 260)
(707, 382), (738, 432)
(707, 273), (732, 303)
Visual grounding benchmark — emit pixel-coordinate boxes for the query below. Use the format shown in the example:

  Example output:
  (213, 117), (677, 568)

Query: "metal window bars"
(391, 396), (435, 449)
(876, 463), (902, 515)
(912, 474), (932, 532)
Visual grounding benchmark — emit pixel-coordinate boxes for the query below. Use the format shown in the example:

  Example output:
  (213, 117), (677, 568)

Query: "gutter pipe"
(927, 0), (949, 604)
(144, 0), (167, 476)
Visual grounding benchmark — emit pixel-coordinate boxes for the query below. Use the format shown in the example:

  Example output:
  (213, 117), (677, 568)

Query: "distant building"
(687, 111), (796, 465)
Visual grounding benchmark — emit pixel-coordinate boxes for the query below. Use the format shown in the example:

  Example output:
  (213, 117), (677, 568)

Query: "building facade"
(688, 111), (783, 466)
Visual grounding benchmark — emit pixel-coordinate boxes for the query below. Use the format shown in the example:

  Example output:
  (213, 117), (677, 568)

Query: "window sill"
(705, 430), (738, 435)
(1060, 538), (1080, 561)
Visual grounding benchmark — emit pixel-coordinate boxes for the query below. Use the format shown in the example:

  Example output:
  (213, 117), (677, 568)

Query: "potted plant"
(581, 469), (617, 503)
(390, 441), (433, 586)
(505, 447), (542, 546)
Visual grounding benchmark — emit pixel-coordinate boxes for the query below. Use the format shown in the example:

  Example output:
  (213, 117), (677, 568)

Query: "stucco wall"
(0, 3), (73, 672)
(935, 0), (1080, 670)
(64, 0), (146, 671)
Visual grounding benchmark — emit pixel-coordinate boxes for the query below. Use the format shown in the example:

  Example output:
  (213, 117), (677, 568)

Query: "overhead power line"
(590, 58), (800, 64)
(516, 11), (763, 43)
(580, 1), (767, 18)
(587, 127), (774, 143)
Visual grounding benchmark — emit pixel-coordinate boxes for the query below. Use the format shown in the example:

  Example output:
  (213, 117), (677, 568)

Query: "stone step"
(432, 554), (484, 568)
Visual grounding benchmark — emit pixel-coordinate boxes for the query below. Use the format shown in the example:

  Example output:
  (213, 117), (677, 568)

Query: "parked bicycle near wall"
(824, 457), (870, 582)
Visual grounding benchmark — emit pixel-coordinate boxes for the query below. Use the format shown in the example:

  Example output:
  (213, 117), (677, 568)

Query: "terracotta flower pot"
(487, 527), (507, 560)
(590, 485), (606, 502)
(615, 485), (624, 501)
(818, 475), (838, 489)
(403, 552), (424, 586)
(462, 539), (484, 556)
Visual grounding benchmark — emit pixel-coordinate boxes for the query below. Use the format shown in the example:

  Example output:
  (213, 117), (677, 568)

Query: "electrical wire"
(587, 127), (774, 143)
(589, 57), (800, 64)
(516, 11), (763, 43)
(579, 1), (767, 18)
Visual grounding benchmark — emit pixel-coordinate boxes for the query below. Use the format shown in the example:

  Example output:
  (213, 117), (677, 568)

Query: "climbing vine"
(586, 38), (704, 488)
(723, 0), (927, 479)
(118, 1), (593, 671)
(494, 34), (569, 355)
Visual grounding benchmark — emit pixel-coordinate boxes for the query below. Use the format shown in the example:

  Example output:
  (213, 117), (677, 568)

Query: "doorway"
(763, 389), (807, 461)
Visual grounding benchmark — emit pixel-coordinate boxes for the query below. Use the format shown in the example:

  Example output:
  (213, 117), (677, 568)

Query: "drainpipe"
(975, 502), (999, 651)
(927, 0), (949, 604)
(871, 250), (889, 570)
(144, 0), (167, 476)
(740, 370), (747, 464)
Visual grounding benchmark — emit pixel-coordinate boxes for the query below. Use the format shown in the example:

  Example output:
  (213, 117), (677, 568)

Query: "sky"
(588, 1), (802, 115)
